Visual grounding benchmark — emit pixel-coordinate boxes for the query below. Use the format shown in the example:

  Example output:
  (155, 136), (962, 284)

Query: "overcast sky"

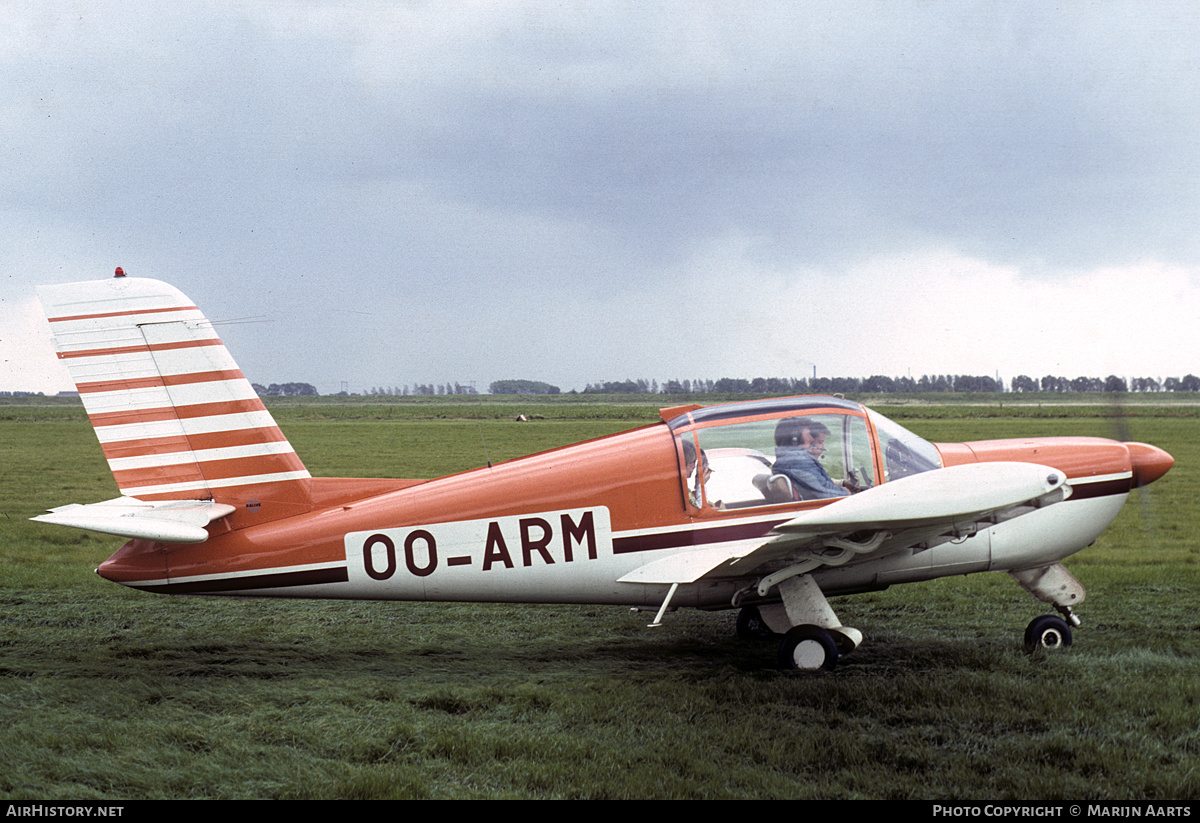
(3, 2), (1199, 395)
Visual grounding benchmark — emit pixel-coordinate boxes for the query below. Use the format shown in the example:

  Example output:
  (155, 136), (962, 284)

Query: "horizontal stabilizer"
(33, 497), (235, 544)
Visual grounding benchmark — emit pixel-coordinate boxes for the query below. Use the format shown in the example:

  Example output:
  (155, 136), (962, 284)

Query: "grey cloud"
(4, 2), (1199, 393)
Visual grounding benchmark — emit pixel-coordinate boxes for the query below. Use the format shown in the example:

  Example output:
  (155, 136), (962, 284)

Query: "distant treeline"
(489, 380), (559, 395)
(240, 373), (1200, 398)
(252, 382), (319, 397)
(363, 383), (480, 396)
(579, 374), (1200, 394)
(581, 376), (1009, 394)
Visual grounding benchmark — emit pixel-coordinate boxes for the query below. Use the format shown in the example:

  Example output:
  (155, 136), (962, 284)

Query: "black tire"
(1024, 614), (1073, 651)
(776, 624), (839, 671)
(736, 606), (774, 640)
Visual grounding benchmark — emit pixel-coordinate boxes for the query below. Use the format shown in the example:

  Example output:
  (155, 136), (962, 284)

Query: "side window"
(682, 413), (875, 510)
(692, 423), (774, 509)
(766, 415), (874, 501)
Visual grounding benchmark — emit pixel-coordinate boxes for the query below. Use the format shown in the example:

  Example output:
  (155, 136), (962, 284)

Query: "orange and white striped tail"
(37, 274), (312, 528)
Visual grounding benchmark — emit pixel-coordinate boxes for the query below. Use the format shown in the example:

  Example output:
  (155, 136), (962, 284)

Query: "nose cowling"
(936, 437), (1173, 495)
(1125, 442), (1174, 488)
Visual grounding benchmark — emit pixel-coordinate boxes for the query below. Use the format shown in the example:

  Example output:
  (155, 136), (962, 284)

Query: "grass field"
(1, 397), (1198, 799)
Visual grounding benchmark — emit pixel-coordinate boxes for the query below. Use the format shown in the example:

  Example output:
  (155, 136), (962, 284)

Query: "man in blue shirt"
(771, 417), (857, 500)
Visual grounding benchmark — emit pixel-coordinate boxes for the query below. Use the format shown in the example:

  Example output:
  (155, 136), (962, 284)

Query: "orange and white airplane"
(33, 271), (1174, 670)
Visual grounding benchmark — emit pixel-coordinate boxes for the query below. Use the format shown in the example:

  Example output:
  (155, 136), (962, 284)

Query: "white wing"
(619, 462), (1070, 585)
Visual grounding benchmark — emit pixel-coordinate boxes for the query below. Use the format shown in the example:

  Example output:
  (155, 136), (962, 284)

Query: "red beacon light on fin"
(114, 267), (125, 278)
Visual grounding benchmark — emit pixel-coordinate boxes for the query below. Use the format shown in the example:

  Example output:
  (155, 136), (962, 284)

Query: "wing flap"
(618, 538), (765, 585)
(32, 496), (236, 544)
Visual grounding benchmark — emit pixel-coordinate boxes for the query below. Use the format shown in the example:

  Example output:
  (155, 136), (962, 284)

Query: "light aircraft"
(33, 271), (1175, 671)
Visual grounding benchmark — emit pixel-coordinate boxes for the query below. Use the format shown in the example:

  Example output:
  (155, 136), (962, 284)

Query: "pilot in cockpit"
(771, 417), (860, 500)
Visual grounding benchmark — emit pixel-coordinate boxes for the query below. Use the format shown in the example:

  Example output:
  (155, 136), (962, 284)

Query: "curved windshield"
(867, 410), (942, 480)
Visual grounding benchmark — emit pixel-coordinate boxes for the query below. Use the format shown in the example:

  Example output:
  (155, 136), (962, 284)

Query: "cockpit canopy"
(667, 396), (942, 511)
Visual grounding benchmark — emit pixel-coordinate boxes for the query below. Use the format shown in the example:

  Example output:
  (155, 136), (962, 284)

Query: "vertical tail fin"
(37, 274), (312, 528)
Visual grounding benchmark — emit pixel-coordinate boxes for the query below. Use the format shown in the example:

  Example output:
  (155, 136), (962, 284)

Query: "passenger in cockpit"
(680, 437), (720, 508)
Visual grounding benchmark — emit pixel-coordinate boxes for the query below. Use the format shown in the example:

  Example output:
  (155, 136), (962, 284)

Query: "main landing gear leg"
(762, 573), (861, 671)
(1011, 563), (1085, 651)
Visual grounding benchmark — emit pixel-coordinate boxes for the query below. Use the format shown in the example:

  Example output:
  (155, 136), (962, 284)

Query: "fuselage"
(96, 397), (1172, 613)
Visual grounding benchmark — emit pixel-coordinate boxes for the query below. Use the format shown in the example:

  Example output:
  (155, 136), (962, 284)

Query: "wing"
(619, 462), (1070, 585)
(32, 496), (236, 544)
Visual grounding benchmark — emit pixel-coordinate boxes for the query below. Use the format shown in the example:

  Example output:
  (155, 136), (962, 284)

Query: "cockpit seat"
(752, 472), (800, 504)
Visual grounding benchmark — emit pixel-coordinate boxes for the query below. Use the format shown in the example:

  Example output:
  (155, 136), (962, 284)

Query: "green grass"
(1, 398), (1198, 799)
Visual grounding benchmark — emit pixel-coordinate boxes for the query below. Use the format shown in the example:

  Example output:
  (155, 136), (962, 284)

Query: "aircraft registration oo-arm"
(33, 270), (1175, 671)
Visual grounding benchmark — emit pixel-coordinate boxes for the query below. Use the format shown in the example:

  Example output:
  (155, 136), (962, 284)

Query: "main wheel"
(777, 624), (839, 671)
(1024, 615), (1073, 651)
(736, 606), (774, 640)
